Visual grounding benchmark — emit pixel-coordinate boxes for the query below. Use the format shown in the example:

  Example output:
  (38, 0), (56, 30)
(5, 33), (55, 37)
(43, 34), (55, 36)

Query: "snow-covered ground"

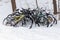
(0, 0), (60, 40)
(0, 21), (60, 40)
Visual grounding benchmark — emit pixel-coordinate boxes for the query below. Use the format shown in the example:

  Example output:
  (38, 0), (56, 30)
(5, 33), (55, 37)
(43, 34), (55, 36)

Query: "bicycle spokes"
(3, 8), (57, 29)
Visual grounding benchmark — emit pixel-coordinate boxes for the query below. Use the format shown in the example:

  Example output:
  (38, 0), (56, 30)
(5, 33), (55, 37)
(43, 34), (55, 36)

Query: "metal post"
(36, 0), (39, 9)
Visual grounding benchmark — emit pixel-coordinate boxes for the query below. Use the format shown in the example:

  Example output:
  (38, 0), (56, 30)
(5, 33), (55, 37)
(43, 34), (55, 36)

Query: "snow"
(0, 21), (60, 40)
(0, 0), (60, 40)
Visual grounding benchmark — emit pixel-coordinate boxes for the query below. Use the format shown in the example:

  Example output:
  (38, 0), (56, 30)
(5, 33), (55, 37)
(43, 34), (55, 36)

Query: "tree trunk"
(11, 0), (16, 12)
(53, 0), (57, 15)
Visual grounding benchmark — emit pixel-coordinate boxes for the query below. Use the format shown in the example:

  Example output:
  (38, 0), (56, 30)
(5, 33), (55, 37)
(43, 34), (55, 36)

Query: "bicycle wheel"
(3, 14), (13, 25)
(12, 15), (33, 29)
(21, 16), (33, 29)
(47, 15), (55, 27)
(38, 16), (49, 27)
(48, 14), (57, 26)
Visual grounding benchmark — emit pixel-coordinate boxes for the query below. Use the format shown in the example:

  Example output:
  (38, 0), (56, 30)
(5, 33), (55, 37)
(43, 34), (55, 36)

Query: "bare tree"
(11, 0), (16, 12)
(53, 0), (57, 15)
